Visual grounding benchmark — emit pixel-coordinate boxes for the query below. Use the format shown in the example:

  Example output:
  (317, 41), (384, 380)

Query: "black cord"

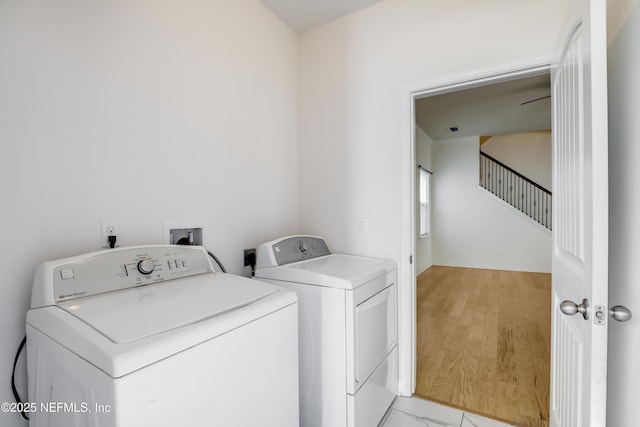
(207, 251), (227, 273)
(173, 239), (227, 273)
(11, 336), (29, 421)
(246, 251), (256, 277)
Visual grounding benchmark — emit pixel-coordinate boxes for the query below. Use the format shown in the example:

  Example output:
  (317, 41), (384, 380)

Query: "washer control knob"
(299, 243), (308, 253)
(137, 259), (155, 275)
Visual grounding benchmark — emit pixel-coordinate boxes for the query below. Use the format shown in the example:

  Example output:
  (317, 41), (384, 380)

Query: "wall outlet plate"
(101, 220), (119, 248)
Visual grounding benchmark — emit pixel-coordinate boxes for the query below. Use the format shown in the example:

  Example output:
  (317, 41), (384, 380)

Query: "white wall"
(606, 0), (640, 424)
(415, 126), (432, 274)
(298, 0), (568, 393)
(0, 1), (298, 425)
(298, 0), (568, 260)
(432, 137), (551, 272)
(481, 130), (552, 190)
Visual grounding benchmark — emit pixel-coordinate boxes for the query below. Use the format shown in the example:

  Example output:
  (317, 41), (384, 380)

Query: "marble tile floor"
(380, 396), (516, 427)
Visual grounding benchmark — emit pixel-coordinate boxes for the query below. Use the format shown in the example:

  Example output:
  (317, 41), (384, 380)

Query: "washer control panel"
(42, 245), (213, 305)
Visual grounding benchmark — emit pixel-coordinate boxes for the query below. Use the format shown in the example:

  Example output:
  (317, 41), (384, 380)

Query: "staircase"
(479, 151), (552, 230)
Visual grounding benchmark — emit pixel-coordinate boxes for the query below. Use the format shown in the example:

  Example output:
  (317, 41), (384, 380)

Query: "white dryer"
(254, 236), (398, 427)
(26, 245), (298, 427)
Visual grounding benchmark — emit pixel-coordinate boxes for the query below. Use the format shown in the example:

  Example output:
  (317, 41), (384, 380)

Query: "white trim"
(399, 58), (551, 397)
(399, 82), (416, 396)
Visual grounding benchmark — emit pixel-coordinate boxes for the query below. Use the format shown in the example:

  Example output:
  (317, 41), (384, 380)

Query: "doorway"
(398, 62), (554, 426)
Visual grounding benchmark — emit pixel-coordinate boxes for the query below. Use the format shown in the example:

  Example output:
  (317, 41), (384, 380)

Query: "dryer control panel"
(256, 235), (331, 268)
(31, 245), (214, 307)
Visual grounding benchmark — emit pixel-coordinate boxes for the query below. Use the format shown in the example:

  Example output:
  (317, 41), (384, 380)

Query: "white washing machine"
(26, 245), (298, 427)
(254, 236), (398, 427)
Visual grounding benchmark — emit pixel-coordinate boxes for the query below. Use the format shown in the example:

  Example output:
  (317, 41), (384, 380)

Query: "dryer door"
(353, 282), (397, 389)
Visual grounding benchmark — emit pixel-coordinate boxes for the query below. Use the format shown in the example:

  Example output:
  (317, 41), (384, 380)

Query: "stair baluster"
(479, 151), (552, 230)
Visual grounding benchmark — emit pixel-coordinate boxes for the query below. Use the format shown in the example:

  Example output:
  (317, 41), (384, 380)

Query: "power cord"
(11, 336), (28, 421)
(174, 239), (227, 273)
(108, 235), (117, 249)
(207, 251), (227, 273)
(245, 251), (256, 277)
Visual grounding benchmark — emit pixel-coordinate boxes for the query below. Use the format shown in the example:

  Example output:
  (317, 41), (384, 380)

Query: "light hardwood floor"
(415, 266), (551, 427)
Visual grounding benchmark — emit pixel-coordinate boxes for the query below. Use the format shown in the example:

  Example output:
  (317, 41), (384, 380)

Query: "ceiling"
(415, 74), (551, 141)
(260, 0), (383, 33)
(258, 1), (551, 141)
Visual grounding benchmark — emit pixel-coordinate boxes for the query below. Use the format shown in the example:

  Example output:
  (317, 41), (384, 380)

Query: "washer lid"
(255, 254), (396, 289)
(58, 273), (278, 344)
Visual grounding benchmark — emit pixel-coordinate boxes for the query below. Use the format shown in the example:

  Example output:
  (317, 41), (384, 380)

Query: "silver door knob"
(560, 298), (589, 320)
(610, 305), (632, 322)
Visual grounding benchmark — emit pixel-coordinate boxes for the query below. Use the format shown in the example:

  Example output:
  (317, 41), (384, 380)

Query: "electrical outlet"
(244, 248), (256, 267)
(101, 221), (119, 248)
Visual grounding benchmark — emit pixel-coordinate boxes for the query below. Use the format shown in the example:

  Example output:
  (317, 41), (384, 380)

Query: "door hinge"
(409, 255), (413, 264)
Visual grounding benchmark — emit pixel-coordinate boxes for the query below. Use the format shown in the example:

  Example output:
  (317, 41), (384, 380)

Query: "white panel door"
(550, 0), (608, 426)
